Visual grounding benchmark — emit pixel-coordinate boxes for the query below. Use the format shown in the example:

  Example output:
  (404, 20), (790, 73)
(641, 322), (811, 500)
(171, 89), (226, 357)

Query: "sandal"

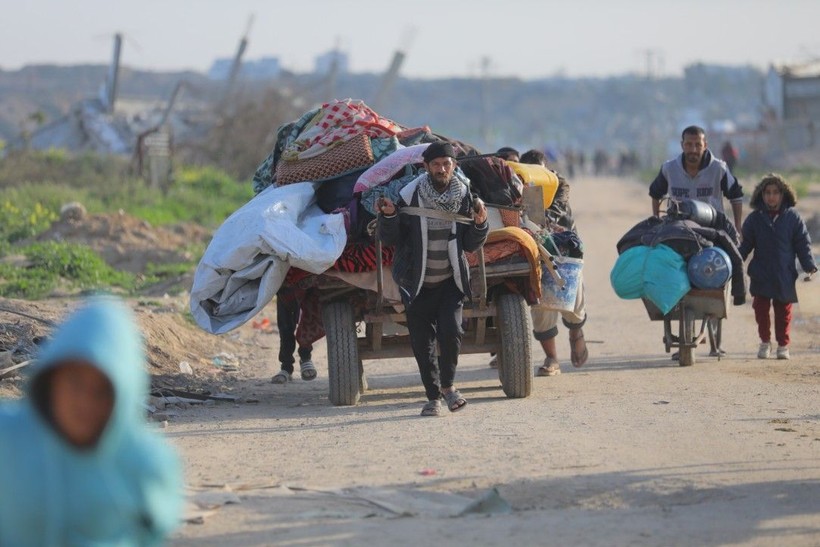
(271, 370), (292, 384)
(300, 360), (317, 381)
(420, 399), (442, 417)
(442, 389), (467, 412)
(569, 328), (588, 368)
(536, 357), (561, 377)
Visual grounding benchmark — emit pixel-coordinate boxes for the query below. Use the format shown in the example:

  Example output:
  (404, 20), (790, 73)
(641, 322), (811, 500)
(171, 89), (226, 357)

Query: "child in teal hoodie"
(0, 297), (183, 546)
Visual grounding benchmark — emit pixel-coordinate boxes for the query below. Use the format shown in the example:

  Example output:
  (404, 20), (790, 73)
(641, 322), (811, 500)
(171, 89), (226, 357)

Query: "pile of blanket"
(190, 98), (524, 334)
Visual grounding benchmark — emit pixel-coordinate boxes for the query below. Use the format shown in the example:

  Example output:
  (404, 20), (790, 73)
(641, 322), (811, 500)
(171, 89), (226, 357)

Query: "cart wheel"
(497, 292), (533, 398)
(322, 301), (361, 405)
(678, 307), (696, 367)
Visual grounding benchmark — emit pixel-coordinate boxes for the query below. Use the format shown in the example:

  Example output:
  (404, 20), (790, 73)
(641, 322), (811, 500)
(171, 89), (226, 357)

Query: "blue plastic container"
(687, 246), (732, 289)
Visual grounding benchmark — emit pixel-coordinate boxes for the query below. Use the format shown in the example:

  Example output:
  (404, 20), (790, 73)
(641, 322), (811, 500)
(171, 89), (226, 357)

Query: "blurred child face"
(762, 183), (783, 210)
(49, 361), (114, 448)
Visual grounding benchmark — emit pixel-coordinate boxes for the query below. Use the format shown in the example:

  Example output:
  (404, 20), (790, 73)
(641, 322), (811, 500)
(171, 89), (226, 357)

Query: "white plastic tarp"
(190, 182), (347, 334)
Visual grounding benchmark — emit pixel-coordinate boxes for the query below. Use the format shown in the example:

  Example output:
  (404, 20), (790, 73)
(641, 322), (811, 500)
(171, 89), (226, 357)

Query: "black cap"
(422, 141), (456, 163)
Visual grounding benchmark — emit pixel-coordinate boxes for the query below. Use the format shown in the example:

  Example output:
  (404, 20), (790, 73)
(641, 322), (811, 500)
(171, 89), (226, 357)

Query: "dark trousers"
(277, 291), (312, 373)
(404, 277), (464, 401)
(752, 296), (792, 347)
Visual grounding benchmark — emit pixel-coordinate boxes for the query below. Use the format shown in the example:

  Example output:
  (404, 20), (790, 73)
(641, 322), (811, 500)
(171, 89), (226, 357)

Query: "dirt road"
(169, 175), (820, 546)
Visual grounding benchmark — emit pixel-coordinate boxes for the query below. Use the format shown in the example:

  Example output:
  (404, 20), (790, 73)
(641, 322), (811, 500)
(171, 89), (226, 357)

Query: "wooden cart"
(318, 242), (536, 406)
(642, 285), (729, 367)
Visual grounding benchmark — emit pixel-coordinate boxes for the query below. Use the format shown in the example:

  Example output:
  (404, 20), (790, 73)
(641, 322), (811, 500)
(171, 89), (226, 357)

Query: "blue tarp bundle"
(610, 244), (690, 315)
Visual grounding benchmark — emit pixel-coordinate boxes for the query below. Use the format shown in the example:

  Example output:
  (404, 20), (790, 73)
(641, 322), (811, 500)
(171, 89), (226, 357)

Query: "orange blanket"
(466, 227), (541, 300)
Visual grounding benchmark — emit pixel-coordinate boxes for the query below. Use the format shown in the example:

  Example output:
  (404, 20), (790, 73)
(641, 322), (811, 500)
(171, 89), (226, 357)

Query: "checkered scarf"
(418, 173), (467, 213)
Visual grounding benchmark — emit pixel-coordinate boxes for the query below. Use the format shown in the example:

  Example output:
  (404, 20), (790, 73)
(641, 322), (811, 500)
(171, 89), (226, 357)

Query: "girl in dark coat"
(739, 174), (817, 360)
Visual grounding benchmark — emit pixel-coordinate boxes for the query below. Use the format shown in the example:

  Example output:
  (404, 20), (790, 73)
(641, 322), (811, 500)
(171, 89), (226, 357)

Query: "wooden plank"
(0, 359), (32, 377)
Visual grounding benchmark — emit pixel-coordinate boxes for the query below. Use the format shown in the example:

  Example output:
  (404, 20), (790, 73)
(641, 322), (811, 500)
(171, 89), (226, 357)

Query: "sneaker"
(757, 342), (771, 359)
(488, 354), (499, 369)
(536, 357), (561, 377)
(776, 346), (790, 360)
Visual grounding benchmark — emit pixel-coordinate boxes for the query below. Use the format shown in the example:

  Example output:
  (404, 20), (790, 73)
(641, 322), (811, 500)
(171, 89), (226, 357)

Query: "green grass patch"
(0, 241), (136, 299)
(0, 152), (253, 230)
(0, 200), (58, 244)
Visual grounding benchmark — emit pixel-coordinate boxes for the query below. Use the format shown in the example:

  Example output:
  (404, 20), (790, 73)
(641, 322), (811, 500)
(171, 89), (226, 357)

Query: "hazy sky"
(3, 0), (819, 79)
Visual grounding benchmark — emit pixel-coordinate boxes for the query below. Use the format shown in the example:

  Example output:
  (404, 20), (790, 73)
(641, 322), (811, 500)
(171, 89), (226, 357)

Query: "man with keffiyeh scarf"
(377, 141), (488, 417)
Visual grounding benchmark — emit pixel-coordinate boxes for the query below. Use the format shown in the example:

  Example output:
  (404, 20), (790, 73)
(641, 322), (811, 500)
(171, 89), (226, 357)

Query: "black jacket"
(377, 176), (489, 303)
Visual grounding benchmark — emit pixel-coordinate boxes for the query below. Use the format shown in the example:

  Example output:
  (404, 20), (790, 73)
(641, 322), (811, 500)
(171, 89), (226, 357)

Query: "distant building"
(314, 50), (348, 76)
(208, 56), (282, 80)
(764, 60), (820, 123)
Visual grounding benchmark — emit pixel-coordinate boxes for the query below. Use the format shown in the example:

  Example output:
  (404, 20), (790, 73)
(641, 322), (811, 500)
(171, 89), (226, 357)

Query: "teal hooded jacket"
(0, 297), (183, 546)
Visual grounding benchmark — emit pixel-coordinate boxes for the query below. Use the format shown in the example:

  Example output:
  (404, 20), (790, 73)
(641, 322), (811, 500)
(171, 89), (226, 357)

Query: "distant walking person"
(721, 140), (739, 172)
(738, 174), (817, 360)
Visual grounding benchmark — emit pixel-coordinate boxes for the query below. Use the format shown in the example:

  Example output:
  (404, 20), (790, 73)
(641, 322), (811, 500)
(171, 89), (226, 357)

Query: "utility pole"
(325, 36), (341, 101)
(640, 48), (663, 169)
(479, 56), (492, 151)
(373, 27), (416, 113)
(104, 33), (123, 113)
(220, 15), (254, 113)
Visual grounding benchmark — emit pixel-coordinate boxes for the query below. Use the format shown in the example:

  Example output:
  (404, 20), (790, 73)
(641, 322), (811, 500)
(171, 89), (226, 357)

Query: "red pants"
(752, 296), (792, 347)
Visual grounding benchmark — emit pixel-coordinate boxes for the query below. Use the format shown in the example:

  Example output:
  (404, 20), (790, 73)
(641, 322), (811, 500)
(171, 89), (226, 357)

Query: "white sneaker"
(488, 354), (499, 369)
(776, 346), (790, 360)
(757, 342), (771, 359)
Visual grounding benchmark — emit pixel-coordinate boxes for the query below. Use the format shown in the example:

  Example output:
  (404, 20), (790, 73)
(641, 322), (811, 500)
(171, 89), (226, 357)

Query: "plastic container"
(687, 246), (732, 289)
(506, 161), (560, 209)
(539, 256), (583, 311)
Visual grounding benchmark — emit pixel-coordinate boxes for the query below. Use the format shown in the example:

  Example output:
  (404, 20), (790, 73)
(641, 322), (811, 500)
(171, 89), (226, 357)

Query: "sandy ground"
(0, 174), (816, 546)
(139, 175), (820, 545)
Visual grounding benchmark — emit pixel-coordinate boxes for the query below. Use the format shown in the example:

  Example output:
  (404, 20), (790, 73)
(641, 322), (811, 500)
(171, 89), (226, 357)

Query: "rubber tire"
(497, 292), (533, 398)
(322, 301), (361, 405)
(678, 307), (695, 367)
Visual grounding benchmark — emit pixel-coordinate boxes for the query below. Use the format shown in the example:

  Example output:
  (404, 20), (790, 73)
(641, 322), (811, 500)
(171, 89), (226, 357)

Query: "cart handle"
(535, 241), (566, 288)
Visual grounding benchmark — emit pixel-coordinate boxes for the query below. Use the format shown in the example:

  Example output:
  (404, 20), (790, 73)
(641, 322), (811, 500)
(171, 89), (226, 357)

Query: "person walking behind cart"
(496, 146), (520, 162)
(738, 174), (817, 360)
(649, 125), (744, 357)
(377, 141), (489, 417)
(272, 287), (318, 383)
(520, 149), (588, 376)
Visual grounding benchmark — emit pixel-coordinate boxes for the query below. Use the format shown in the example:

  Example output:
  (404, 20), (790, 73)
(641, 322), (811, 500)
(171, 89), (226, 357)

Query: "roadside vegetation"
(0, 150), (253, 299)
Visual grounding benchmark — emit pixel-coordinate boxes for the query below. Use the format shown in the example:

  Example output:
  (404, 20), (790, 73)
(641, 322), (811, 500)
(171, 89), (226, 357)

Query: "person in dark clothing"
(272, 288), (317, 383)
(739, 174), (816, 360)
(496, 146), (520, 162)
(377, 141), (489, 416)
(721, 140), (739, 172)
